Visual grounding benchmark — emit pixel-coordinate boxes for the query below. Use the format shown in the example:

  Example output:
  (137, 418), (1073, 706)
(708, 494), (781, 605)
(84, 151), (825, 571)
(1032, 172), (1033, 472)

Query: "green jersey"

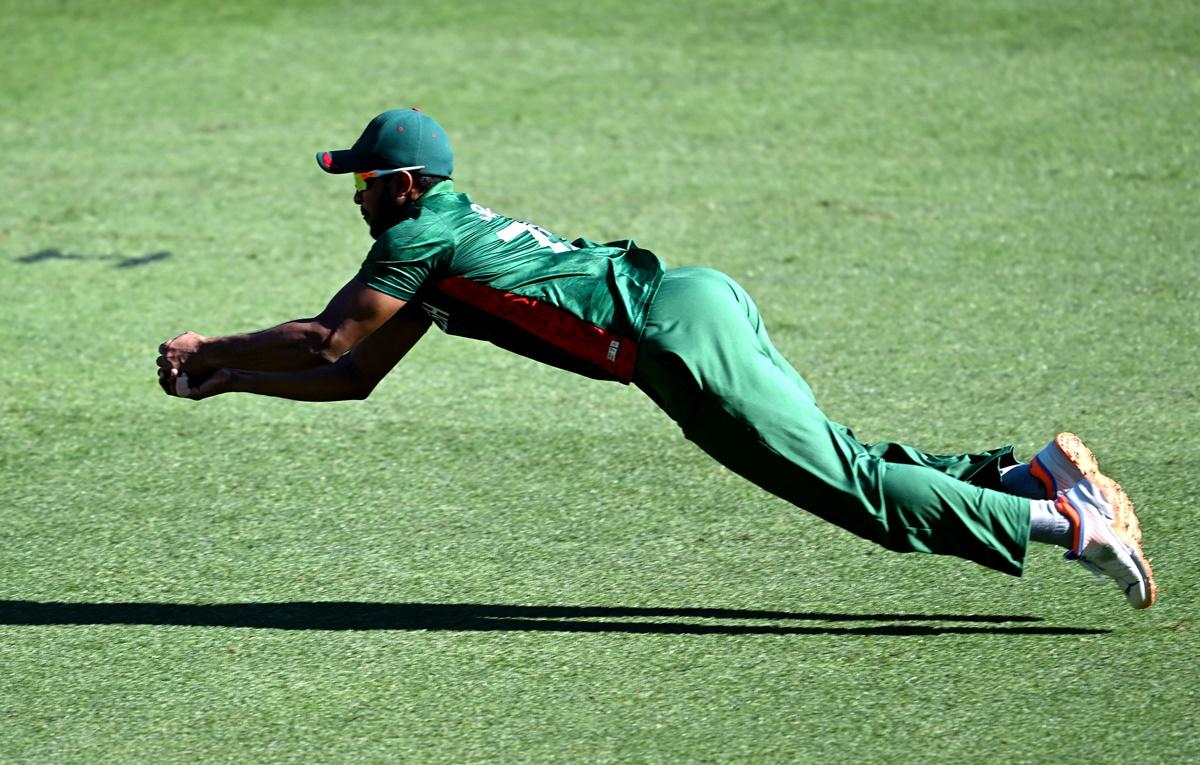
(356, 181), (664, 382)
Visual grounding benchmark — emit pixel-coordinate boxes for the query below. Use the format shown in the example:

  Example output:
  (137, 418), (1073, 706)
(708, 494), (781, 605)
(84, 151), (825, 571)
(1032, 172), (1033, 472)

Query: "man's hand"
(159, 368), (236, 400)
(191, 368), (234, 399)
(157, 331), (210, 396)
(185, 368), (234, 400)
(158, 331), (208, 373)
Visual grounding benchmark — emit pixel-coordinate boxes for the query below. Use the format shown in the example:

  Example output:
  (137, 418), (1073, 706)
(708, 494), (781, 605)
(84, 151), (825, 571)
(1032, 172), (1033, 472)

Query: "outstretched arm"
(157, 279), (406, 379)
(180, 306), (431, 402)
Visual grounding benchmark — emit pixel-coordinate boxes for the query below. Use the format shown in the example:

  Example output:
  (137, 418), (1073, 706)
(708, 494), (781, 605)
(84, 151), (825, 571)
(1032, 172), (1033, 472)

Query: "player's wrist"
(228, 369), (254, 394)
(191, 334), (227, 369)
(195, 335), (219, 364)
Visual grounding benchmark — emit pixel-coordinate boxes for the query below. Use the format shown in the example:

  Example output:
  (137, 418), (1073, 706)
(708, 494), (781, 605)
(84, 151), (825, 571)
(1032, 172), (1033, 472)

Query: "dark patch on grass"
(16, 248), (172, 268)
(0, 600), (1108, 636)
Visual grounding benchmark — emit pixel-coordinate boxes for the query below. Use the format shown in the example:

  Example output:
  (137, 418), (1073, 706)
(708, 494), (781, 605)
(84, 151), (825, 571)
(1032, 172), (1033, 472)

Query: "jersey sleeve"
(356, 214), (455, 301)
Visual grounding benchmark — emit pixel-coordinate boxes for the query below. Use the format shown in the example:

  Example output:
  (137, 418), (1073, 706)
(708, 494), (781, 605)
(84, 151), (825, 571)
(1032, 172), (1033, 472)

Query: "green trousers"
(634, 267), (1030, 575)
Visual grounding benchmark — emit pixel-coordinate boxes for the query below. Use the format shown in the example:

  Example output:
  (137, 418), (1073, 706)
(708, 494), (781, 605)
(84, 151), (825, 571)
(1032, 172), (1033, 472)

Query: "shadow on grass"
(0, 601), (1109, 636)
(15, 248), (172, 268)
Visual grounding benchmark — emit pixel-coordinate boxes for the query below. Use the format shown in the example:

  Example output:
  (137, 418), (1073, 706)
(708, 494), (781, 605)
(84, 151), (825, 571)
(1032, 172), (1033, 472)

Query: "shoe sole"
(1051, 433), (1157, 608)
(1091, 472), (1157, 608)
(1031, 432), (1098, 497)
(1054, 433), (1142, 545)
(1054, 432), (1099, 483)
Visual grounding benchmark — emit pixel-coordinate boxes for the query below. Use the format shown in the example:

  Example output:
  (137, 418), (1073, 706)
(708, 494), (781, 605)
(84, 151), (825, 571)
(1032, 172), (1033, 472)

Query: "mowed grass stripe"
(1, 1), (1197, 763)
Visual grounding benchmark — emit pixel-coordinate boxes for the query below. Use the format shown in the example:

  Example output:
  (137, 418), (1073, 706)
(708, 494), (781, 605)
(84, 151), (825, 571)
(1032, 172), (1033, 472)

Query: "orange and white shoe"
(1055, 476), (1156, 609)
(1030, 432), (1098, 498)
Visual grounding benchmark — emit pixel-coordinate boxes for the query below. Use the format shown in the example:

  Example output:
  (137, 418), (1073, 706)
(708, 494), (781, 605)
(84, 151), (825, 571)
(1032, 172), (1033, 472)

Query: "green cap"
(316, 109), (453, 177)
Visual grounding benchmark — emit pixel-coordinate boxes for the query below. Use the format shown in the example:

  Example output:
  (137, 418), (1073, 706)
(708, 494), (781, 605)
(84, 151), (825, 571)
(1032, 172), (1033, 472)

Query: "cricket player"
(157, 109), (1155, 609)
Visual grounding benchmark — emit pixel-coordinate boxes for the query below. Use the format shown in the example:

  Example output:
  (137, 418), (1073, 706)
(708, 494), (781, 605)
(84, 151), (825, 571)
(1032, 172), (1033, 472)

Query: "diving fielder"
(157, 109), (1155, 608)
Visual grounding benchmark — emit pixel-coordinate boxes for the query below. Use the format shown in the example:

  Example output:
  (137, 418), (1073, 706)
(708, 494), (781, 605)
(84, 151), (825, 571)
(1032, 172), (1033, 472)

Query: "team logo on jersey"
(607, 340), (621, 362)
(471, 203), (498, 222)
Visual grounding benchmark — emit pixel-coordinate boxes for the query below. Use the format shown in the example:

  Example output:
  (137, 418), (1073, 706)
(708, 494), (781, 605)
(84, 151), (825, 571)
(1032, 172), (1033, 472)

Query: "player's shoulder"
(417, 185), (482, 220)
(416, 182), (482, 228)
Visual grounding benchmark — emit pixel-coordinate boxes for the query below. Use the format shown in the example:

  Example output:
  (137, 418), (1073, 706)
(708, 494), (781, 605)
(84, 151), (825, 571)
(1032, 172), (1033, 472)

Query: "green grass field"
(2, 1), (1198, 762)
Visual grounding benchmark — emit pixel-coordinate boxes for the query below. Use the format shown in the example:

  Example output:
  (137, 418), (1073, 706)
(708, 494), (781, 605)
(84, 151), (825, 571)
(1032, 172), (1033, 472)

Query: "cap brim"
(315, 149), (373, 174)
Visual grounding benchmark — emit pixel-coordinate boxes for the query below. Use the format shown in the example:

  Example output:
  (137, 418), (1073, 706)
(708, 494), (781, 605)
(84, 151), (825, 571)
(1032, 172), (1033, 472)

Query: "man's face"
(355, 174), (409, 239)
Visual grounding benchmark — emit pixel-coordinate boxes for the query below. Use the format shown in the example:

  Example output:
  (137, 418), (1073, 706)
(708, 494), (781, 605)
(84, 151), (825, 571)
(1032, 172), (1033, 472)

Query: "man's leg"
(635, 267), (1030, 575)
(847, 431), (1017, 491)
(738, 273), (1020, 492)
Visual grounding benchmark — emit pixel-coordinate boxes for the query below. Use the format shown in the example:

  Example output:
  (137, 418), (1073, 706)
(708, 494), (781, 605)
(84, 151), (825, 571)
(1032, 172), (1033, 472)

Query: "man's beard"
(368, 198), (411, 240)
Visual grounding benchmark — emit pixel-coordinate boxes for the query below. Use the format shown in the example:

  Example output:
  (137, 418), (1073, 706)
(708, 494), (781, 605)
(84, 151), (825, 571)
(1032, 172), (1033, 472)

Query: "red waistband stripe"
(430, 276), (639, 383)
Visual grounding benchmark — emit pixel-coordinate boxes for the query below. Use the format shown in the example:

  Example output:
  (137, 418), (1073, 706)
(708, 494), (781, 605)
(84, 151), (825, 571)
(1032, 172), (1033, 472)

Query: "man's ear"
(391, 171), (416, 204)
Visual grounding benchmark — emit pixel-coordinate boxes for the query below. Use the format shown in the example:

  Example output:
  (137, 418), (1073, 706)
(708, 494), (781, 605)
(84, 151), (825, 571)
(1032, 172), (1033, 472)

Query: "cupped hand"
(157, 367), (233, 400)
(189, 368), (234, 400)
(157, 331), (208, 374)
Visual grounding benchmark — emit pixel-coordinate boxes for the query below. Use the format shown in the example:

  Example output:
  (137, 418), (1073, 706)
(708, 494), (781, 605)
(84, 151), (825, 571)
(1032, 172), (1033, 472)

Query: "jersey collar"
(418, 179), (455, 202)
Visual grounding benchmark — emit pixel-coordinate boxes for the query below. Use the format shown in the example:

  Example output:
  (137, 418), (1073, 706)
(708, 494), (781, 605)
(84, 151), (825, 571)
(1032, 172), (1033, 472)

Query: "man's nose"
(353, 189), (364, 204)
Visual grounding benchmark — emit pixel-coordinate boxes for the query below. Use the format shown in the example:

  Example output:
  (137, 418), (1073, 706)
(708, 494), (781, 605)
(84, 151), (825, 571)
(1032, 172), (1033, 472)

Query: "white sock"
(1028, 499), (1071, 547)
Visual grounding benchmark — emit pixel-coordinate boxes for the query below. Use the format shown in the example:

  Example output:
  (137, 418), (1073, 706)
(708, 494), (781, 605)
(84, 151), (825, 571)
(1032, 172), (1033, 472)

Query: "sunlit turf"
(1, 1), (1197, 762)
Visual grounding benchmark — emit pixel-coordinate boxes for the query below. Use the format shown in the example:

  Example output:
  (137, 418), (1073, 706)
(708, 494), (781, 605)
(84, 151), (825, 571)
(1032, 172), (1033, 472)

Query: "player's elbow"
(349, 380), (378, 400)
(356, 368), (389, 399)
(344, 370), (380, 400)
(340, 356), (385, 400)
(315, 345), (345, 366)
(301, 323), (346, 366)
